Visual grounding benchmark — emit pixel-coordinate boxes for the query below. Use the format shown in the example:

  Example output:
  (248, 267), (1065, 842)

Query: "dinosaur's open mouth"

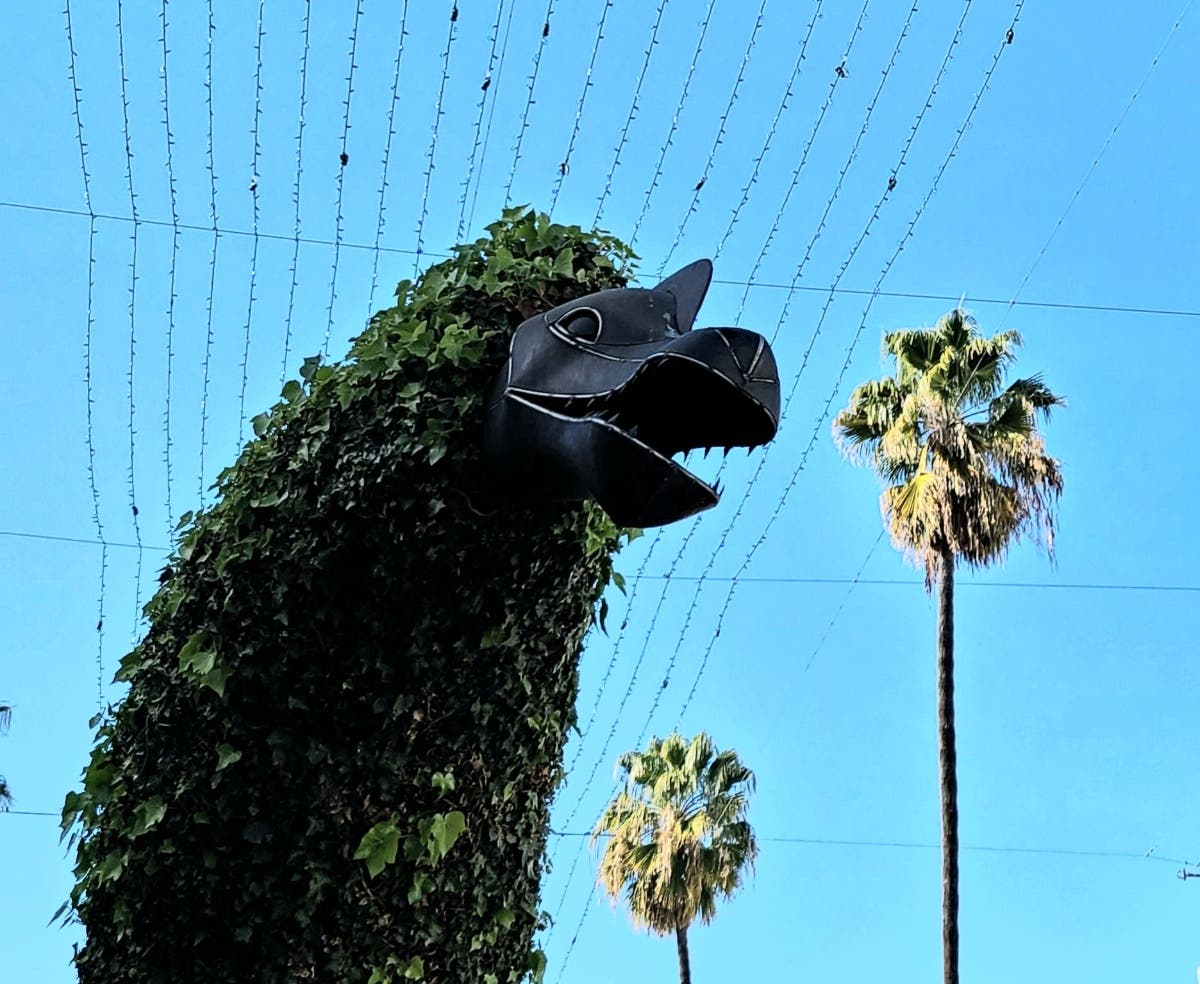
(511, 349), (778, 526)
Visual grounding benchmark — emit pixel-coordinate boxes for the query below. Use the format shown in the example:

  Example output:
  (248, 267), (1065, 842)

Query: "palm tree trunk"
(937, 546), (959, 984)
(675, 923), (691, 984)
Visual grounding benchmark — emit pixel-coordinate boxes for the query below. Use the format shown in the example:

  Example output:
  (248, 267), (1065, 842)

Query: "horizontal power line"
(550, 829), (1194, 866)
(10, 807), (1190, 869)
(712, 278), (1200, 320)
(635, 573), (1200, 593)
(3, 530), (1195, 595)
(4, 199), (1196, 319)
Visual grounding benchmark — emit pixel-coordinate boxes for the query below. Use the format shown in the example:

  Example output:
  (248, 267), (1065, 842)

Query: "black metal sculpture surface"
(485, 259), (780, 527)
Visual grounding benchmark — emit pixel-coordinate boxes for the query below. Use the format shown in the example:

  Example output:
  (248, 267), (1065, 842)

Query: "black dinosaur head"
(484, 259), (780, 527)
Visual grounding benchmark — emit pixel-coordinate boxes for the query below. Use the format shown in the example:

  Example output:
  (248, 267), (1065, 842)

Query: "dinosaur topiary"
(60, 207), (778, 983)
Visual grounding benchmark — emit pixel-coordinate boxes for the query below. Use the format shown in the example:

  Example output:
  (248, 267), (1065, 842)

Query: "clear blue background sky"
(3, 1), (1198, 981)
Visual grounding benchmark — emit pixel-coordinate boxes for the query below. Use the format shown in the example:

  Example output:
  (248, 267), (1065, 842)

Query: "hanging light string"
(64, 0), (106, 709)
(413, 1), (460, 277)
(238, 0), (266, 445)
(627, 0), (716, 248)
(547, 0), (614, 214)
(592, 0), (668, 227)
(199, 0), (219, 506)
(656, 0), (769, 275)
(1007, 0), (1196, 310)
(465, 0), (518, 234)
(159, 0), (179, 533)
(503, 0), (556, 205)
(456, 0), (506, 241)
(712, 0), (824, 263)
(366, 1), (410, 318)
(281, 0), (312, 381)
(115, 0), (144, 642)
(324, 0), (364, 355)
(672, 1), (1028, 729)
(731, 0), (873, 324)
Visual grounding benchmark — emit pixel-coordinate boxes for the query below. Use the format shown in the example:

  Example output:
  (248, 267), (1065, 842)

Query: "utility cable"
(281, 0), (312, 381)
(63, 0), (106, 709)
(504, 0), (555, 205)
(592, 0), (668, 227)
(325, 0), (364, 355)
(657, 0), (769, 274)
(413, 1), (459, 277)
(548, 0), (615, 215)
(367, 0), (410, 318)
(456, 0), (506, 241)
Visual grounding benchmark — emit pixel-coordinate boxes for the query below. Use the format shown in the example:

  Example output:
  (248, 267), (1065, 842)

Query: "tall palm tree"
(834, 309), (1063, 984)
(592, 732), (757, 984)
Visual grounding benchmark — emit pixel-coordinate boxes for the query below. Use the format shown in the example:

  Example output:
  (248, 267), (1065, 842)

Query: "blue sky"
(3, 1), (1199, 980)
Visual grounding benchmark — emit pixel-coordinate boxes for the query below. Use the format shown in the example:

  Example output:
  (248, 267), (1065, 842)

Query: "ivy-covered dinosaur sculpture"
(62, 209), (779, 983)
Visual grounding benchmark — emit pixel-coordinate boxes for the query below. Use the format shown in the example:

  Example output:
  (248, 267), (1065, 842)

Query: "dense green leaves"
(63, 208), (637, 983)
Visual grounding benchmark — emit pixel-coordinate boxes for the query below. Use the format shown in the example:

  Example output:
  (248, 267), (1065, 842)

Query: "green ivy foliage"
(62, 208), (638, 983)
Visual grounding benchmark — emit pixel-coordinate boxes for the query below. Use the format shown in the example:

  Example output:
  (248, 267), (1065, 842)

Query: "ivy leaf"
(355, 819), (401, 878)
(202, 663), (231, 697)
(281, 379), (304, 403)
(131, 797), (167, 837)
(426, 811), (466, 864)
(215, 744), (242, 771)
(403, 956), (425, 980)
(178, 631), (215, 676)
(551, 248), (576, 279)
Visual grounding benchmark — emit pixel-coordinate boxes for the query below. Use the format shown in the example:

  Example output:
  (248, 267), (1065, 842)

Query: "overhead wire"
(503, 0), (555, 206)
(3, 529), (1196, 596)
(554, 5), (1023, 965)
(803, 530), (885, 673)
(367, 0), (410, 318)
(563, 531), (666, 781)
(711, 0), (824, 263)
(555, 0), (908, 866)
(281, 0), (312, 381)
(1008, 0), (1196, 309)
(626, 0), (922, 737)
(731, 0), (873, 323)
(5, 805), (1190, 874)
(239, 0), (266, 445)
(456, 0), (507, 241)
(592, 0), (668, 227)
(672, 1), (1029, 729)
(115, 0), (144, 643)
(413, 1), (460, 277)
(547, 0), (615, 215)
(159, 0), (179, 533)
(199, 0), (219, 506)
(465, 0), (518, 234)
(6, 199), (1195, 320)
(627, 0), (716, 248)
(656, 0), (769, 275)
(63, 0), (106, 709)
(641, 0), (974, 725)
(324, 0), (364, 356)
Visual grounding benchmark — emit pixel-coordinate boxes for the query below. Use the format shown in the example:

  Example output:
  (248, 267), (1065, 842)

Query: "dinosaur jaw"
(507, 345), (778, 527)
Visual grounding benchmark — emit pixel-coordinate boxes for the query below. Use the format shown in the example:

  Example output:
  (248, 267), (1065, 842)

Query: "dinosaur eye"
(557, 307), (602, 342)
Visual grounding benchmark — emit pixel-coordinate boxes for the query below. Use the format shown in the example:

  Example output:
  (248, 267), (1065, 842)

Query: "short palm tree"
(592, 732), (757, 984)
(834, 309), (1063, 984)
